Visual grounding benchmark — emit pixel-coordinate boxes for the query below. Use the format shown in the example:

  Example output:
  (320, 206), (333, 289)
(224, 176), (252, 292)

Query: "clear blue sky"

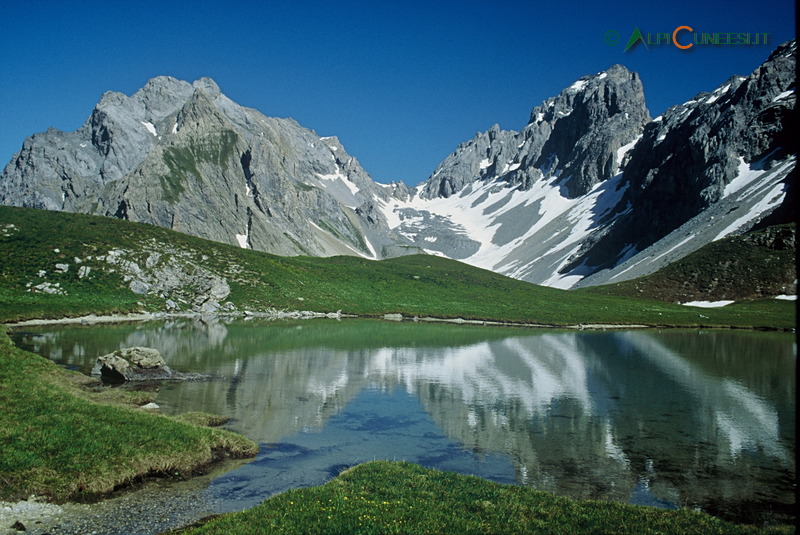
(1, 0), (795, 186)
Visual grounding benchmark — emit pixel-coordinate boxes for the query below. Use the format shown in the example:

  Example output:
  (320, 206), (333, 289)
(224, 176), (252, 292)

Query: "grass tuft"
(172, 412), (231, 427)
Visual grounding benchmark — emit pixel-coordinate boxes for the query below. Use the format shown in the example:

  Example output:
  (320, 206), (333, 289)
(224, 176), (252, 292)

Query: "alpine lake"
(10, 317), (796, 534)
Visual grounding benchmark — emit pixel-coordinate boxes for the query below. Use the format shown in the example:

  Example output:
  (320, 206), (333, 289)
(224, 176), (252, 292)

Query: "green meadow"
(0, 205), (794, 329)
(0, 330), (257, 502)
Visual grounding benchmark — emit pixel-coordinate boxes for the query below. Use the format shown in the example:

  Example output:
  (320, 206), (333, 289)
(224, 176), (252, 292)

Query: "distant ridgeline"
(1, 40), (795, 289)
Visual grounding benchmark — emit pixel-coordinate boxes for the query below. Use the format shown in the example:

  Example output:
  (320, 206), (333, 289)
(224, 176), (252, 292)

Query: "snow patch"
(714, 181), (787, 240)
(235, 233), (249, 249)
(141, 121), (157, 136)
(723, 157), (761, 197)
(681, 300), (735, 308)
(775, 295), (797, 301)
(772, 89), (794, 102)
(569, 79), (587, 92)
(315, 169), (361, 207)
(615, 136), (641, 171)
(705, 84), (731, 104)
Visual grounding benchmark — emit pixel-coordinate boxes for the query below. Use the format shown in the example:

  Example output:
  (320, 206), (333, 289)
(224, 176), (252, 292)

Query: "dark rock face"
(91, 347), (210, 383)
(559, 41), (797, 274)
(419, 64), (651, 201)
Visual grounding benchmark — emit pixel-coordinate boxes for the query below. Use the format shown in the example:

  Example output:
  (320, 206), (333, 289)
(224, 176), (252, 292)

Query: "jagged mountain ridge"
(1, 41), (795, 290)
(381, 40), (796, 288)
(0, 77), (415, 259)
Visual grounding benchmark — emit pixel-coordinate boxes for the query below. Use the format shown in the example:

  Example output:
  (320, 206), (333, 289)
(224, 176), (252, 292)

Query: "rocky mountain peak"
(419, 63), (649, 201)
(133, 76), (194, 121)
(175, 84), (232, 133)
(561, 39), (796, 277)
(528, 64), (649, 197)
(0, 76), (415, 260)
(192, 77), (222, 98)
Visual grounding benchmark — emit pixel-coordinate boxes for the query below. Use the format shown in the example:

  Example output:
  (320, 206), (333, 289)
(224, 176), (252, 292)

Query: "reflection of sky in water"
(210, 386), (516, 512)
(11, 321), (796, 525)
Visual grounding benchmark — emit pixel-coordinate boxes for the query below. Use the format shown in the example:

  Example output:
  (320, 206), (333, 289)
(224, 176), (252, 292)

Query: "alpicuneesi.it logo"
(604, 26), (770, 51)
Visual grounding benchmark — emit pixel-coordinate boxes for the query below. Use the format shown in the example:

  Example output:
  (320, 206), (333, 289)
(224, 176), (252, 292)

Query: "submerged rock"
(91, 347), (210, 383)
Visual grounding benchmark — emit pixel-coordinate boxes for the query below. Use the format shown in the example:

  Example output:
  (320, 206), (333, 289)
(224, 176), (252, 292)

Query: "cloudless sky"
(0, 0), (795, 185)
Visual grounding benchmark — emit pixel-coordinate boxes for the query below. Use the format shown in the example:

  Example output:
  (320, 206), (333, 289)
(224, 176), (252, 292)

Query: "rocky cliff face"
(1, 77), (414, 259)
(563, 40), (797, 275)
(420, 64), (650, 200)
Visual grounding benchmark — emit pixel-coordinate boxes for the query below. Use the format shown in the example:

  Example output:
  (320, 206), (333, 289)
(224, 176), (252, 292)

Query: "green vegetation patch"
(0, 330), (257, 502)
(0, 205), (795, 329)
(177, 461), (793, 535)
(160, 130), (239, 201)
(586, 224), (796, 303)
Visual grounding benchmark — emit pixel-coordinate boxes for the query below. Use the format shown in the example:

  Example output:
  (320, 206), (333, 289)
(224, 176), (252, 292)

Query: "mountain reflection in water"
(13, 319), (796, 525)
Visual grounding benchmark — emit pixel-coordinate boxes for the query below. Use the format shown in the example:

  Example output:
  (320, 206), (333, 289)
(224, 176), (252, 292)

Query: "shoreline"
(3, 309), (790, 331)
(0, 327), (259, 532)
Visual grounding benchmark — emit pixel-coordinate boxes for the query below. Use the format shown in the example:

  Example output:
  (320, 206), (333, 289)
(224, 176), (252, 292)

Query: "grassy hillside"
(583, 224), (796, 303)
(0, 205), (794, 329)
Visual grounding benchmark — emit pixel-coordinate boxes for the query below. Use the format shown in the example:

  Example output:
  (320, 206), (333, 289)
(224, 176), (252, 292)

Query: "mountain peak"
(192, 77), (222, 98)
(418, 63), (650, 201)
(530, 64), (646, 125)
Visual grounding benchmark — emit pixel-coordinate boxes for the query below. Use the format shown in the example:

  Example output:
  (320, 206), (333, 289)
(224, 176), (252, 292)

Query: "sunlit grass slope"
(0, 205), (794, 329)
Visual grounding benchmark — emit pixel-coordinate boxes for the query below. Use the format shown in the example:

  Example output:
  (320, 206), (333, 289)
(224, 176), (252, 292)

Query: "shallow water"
(11, 318), (796, 532)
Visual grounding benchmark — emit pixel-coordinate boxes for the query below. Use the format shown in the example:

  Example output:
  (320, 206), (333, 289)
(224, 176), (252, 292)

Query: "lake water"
(11, 318), (796, 530)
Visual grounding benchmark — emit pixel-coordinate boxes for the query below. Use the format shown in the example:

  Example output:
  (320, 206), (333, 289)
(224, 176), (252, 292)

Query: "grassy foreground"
(0, 330), (258, 502)
(0, 205), (795, 329)
(175, 461), (792, 535)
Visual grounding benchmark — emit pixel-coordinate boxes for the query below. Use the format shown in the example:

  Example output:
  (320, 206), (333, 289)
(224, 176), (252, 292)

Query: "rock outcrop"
(91, 347), (210, 382)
